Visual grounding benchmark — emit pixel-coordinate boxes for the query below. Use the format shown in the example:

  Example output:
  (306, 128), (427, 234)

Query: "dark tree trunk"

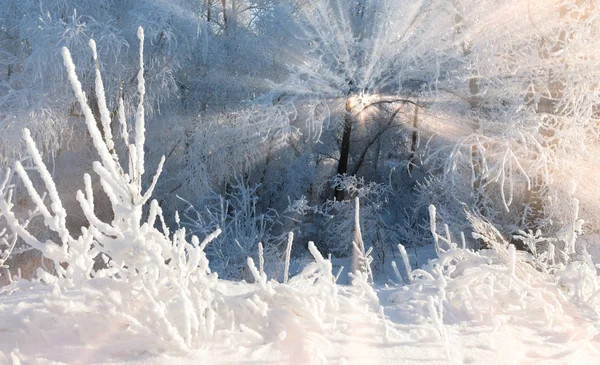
(408, 104), (419, 173)
(334, 96), (355, 201)
(221, 0), (227, 29)
(206, 0), (212, 22)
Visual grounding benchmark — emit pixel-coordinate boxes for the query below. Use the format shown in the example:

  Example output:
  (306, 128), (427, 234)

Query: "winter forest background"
(1, 1), (600, 364)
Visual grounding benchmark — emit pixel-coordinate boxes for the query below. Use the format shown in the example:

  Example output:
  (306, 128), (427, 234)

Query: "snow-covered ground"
(3, 239), (600, 365)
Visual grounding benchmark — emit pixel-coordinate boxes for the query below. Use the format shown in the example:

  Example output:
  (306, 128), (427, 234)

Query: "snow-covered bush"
(286, 175), (396, 269)
(0, 171), (18, 276)
(219, 241), (383, 362)
(389, 202), (600, 360)
(181, 178), (285, 279)
(0, 168), (51, 285)
(0, 29), (222, 351)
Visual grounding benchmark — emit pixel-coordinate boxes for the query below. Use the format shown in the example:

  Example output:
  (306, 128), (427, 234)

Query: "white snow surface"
(2, 240), (600, 365)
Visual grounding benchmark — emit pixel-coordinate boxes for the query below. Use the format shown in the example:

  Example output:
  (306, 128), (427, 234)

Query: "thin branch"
(358, 99), (424, 115)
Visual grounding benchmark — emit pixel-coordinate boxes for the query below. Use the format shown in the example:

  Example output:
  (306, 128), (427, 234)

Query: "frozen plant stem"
(397, 243), (413, 283)
(353, 197), (373, 282)
(135, 26), (146, 185)
(428, 296), (450, 360)
(391, 261), (403, 284)
(284, 232), (293, 283)
(258, 241), (264, 277)
(429, 205), (440, 256)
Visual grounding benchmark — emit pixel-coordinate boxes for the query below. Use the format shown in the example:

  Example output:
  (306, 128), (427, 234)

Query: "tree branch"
(358, 99), (424, 115)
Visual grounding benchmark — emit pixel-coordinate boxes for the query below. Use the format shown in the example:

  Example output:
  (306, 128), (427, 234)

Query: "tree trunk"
(221, 0), (227, 30)
(206, 0), (212, 22)
(334, 95), (355, 201)
(454, 0), (486, 214)
(408, 104), (419, 173)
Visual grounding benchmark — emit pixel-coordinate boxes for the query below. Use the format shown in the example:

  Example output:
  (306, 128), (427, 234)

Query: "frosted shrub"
(0, 171), (19, 279)
(0, 169), (44, 284)
(0, 29), (220, 351)
(181, 178), (284, 279)
(222, 241), (382, 363)
(287, 175), (396, 269)
(391, 204), (600, 347)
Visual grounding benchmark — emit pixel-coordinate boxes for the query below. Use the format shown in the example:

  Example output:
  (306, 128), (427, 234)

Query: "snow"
(2, 237), (600, 365)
